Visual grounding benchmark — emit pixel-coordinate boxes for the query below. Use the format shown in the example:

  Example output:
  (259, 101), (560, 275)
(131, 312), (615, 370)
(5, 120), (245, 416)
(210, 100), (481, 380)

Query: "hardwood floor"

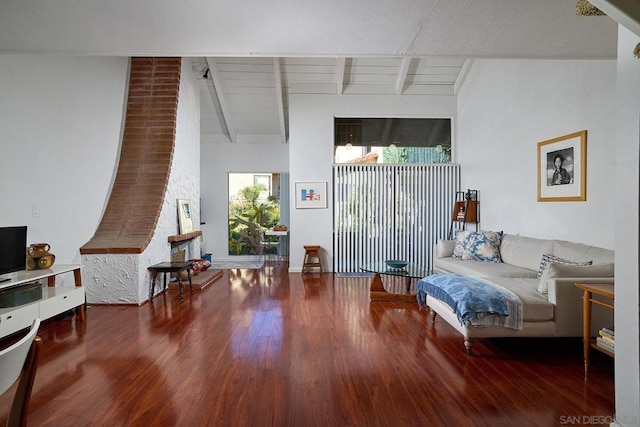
(1, 264), (614, 426)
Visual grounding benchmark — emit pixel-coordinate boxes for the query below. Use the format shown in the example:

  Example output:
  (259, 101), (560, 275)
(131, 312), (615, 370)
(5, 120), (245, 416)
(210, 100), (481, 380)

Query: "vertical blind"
(333, 164), (460, 272)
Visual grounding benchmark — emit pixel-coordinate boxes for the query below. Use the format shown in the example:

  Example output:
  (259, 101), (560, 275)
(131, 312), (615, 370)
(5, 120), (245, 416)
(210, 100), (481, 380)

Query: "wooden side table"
(575, 282), (614, 372)
(148, 261), (193, 300)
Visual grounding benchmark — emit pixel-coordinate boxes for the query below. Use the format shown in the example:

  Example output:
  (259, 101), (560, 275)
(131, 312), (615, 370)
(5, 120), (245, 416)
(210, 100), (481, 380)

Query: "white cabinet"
(0, 301), (40, 337)
(39, 287), (85, 320)
(0, 265), (85, 338)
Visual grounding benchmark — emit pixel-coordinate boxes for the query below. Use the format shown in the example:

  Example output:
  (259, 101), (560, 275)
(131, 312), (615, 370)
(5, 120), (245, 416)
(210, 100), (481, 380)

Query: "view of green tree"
(382, 146), (408, 163)
(228, 184), (280, 255)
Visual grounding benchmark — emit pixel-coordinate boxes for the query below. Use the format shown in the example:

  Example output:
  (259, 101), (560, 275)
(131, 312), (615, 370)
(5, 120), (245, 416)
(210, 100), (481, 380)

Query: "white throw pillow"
(537, 253), (592, 278)
(537, 262), (614, 294)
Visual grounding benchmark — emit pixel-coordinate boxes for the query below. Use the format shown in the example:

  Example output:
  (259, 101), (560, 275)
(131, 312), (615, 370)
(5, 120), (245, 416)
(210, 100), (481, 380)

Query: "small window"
(254, 175), (271, 199)
(334, 118), (451, 164)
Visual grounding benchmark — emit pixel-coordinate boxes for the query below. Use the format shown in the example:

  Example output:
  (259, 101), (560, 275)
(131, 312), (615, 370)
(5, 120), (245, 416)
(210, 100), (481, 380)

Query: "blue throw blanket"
(416, 273), (523, 330)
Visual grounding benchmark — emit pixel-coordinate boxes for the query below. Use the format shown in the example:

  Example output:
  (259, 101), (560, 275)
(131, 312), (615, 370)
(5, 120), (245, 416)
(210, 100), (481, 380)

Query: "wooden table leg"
(582, 289), (592, 373)
(369, 273), (416, 302)
(187, 268), (193, 294)
(177, 276), (183, 299)
(73, 267), (86, 321)
(149, 270), (159, 301)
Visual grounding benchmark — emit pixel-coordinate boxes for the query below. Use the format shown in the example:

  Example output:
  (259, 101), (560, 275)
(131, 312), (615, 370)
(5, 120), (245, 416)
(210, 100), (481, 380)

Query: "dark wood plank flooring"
(1, 264), (615, 426)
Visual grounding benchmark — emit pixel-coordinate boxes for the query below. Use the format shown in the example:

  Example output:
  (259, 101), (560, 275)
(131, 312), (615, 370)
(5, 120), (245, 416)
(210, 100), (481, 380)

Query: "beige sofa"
(426, 233), (615, 354)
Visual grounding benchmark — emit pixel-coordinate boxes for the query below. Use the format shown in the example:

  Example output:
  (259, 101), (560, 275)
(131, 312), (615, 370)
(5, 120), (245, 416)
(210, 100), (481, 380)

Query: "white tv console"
(0, 264), (85, 338)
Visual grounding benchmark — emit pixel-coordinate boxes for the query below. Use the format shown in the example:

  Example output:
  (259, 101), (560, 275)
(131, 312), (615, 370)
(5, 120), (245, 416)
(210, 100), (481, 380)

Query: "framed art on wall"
(177, 198), (194, 233)
(295, 182), (327, 209)
(537, 130), (587, 202)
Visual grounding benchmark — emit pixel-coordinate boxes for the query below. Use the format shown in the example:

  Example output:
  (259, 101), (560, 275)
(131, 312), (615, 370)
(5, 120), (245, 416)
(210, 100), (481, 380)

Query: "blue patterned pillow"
(537, 253), (593, 278)
(458, 230), (504, 263)
(452, 230), (473, 258)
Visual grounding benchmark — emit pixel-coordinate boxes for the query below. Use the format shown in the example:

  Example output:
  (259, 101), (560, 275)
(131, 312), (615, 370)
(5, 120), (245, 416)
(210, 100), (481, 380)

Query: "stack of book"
(596, 326), (615, 354)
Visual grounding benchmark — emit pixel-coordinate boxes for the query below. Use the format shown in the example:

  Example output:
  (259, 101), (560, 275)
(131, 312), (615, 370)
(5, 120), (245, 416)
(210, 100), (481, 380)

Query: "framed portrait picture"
(537, 130), (587, 202)
(177, 198), (194, 234)
(295, 182), (328, 209)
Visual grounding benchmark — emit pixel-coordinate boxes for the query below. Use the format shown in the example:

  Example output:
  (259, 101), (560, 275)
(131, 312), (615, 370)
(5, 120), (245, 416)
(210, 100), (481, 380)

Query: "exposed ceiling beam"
(336, 58), (346, 95)
(205, 57), (237, 143)
(203, 82), (231, 142)
(590, 0), (640, 36)
(454, 59), (474, 95)
(273, 57), (287, 143)
(396, 57), (411, 95)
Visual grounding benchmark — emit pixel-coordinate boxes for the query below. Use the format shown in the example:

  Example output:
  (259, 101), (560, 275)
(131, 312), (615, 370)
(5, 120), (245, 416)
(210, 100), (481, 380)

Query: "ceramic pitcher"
(26, 243), (55, 270)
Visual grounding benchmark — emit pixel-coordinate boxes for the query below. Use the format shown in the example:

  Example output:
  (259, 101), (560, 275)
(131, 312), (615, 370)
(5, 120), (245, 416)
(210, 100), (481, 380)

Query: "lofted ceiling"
(190, 56), (470, 144)
(1, 0), (632, 146)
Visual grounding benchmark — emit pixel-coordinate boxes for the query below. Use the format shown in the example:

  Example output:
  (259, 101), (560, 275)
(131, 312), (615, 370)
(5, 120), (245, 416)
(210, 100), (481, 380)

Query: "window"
(334, 118), (452, 164)
(254, 175), (271, 200)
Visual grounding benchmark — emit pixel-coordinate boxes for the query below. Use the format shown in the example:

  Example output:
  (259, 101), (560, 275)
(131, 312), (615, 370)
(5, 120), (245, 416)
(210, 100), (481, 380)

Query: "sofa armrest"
(547, 277), (614, 336)
(434, 239), (455, 259)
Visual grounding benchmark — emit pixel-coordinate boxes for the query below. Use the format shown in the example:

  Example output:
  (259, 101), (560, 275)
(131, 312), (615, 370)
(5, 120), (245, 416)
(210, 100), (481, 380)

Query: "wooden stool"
(302, 245), (323, 273)
(148, 261), (194, 300)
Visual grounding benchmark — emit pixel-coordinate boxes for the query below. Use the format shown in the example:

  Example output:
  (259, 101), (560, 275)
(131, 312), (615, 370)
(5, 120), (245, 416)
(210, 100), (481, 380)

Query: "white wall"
(613, 25), (640, 427)
(457, 59), (616, 248)
(287, 94), (457, 271)
(200, 142), (289, 260)
(0, 54), (128, 285)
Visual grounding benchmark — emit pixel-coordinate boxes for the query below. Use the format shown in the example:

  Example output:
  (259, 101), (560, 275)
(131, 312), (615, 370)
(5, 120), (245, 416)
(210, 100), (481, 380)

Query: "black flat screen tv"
(0, 226), (27, 281)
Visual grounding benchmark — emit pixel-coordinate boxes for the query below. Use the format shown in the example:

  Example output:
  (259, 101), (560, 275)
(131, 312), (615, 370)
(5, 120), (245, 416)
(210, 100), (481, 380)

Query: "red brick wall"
(80, 57), (181, 254)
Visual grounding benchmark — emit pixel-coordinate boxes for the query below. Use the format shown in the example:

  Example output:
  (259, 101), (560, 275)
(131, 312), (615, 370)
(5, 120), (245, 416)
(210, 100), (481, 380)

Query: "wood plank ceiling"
(191, 56), (470, 145)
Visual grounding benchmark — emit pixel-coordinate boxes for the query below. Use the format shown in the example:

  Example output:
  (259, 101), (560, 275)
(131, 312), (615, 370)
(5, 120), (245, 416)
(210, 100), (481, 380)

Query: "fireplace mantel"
(168, 231), (202, 244)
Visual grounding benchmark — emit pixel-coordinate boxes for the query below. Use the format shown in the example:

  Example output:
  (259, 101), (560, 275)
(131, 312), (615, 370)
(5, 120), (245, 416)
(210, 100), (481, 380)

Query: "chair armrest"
(547, 277), (614, 304)
(434, 239), (455, 259)
(547, 277), (614, 336)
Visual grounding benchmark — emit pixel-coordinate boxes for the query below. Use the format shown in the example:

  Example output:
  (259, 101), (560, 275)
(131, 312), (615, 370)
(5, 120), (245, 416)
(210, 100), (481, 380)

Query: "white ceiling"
(0, 0), (623, 144)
